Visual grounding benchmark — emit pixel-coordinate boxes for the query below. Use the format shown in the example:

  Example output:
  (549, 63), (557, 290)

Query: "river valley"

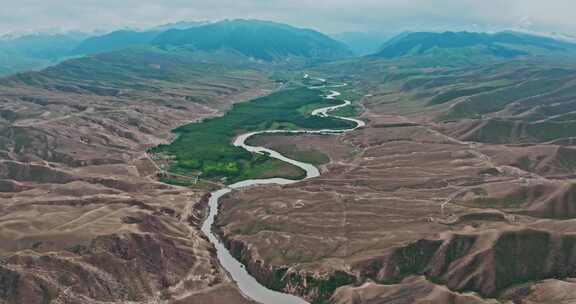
(200, 82), (365, 304)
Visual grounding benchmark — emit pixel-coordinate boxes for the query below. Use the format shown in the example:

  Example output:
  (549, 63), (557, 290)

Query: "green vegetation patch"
(152, 87), (354, 183)
(282, 270), (357, 304)
(246, 134), (331, 166)
(275, 146), (330, 166)
(331, 103), (362, 118)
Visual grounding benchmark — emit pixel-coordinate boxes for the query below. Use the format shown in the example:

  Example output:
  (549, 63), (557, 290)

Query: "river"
(200, 79), (365, 304)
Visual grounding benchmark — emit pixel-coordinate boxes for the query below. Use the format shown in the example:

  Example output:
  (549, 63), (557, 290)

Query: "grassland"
(331, 103), (362, 118)
(246, 134), (331, 166)
(152, 87), (354, 183)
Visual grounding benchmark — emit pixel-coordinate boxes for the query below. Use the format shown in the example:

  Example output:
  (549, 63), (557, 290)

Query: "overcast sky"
(2, 0), (576, 36)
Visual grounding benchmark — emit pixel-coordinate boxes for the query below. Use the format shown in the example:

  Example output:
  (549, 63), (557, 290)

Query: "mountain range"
(0, 32), (88, 75)
(0, 20), (355, 76)
(151, 19), (353, 61)
(332, 31), (393, 55)
(4, 22), (576, 76)
(373, 31), (576, 64)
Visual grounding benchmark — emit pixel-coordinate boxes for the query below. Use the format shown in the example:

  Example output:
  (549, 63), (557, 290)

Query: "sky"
(1, 0), (576, 36)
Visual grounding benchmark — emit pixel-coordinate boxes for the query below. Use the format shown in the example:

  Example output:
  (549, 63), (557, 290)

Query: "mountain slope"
(153, 19), (353, 61)
(0, 32), (87, 75)
(0, 43), (274, 304)
(0, 32), (87, 59)
(70, 22), (207, 56)
(374, 31), (576, 62)
(70, 30), (162, 55)
(332, 31), (392, 55)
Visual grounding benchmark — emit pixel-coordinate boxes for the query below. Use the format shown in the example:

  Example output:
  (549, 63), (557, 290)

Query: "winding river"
(200, 79), (365, 304)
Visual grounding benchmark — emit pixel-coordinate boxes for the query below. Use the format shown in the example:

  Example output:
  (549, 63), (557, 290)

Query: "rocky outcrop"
(330, 277), (498, 304)
(223, 237), (357, 304)
(188, 193), (212, 227)
(355, 229), (576, 298)
(218, 227), (576, 303)
(356, 239), (443, 284)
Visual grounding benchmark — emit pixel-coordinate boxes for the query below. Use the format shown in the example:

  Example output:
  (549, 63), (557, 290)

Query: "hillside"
(0, 45), (276, 303)
(153, 19), (353, 61)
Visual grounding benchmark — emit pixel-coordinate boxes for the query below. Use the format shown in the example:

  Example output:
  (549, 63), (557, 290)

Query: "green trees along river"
(151, 87), (354, 183)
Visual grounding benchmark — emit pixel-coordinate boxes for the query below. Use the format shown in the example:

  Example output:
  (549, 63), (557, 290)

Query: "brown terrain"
(215, 60), (576, 303)
(3, 37), (576, 304)
(0, 48), (275, 303)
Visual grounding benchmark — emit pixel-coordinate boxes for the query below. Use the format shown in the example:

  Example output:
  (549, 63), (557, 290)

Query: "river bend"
(200, 80), (364, 304)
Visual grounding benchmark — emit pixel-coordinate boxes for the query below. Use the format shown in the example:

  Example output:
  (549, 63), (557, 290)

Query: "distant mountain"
(0, 19), (353, 75)
(0, 32), (87, 59)
(374, 31), (576, 60)
(2, 46), (259, 93)
(332, 31), (392, 55)
(151, 21), (209, 31)
(152, 19), (353, 61)
(71, 30), (162, 55)
(71, 22), (207, 56)
(0, 32), (88, 76)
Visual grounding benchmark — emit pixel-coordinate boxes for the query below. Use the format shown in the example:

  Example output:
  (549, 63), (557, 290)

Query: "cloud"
(1, 0), (575, 35)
